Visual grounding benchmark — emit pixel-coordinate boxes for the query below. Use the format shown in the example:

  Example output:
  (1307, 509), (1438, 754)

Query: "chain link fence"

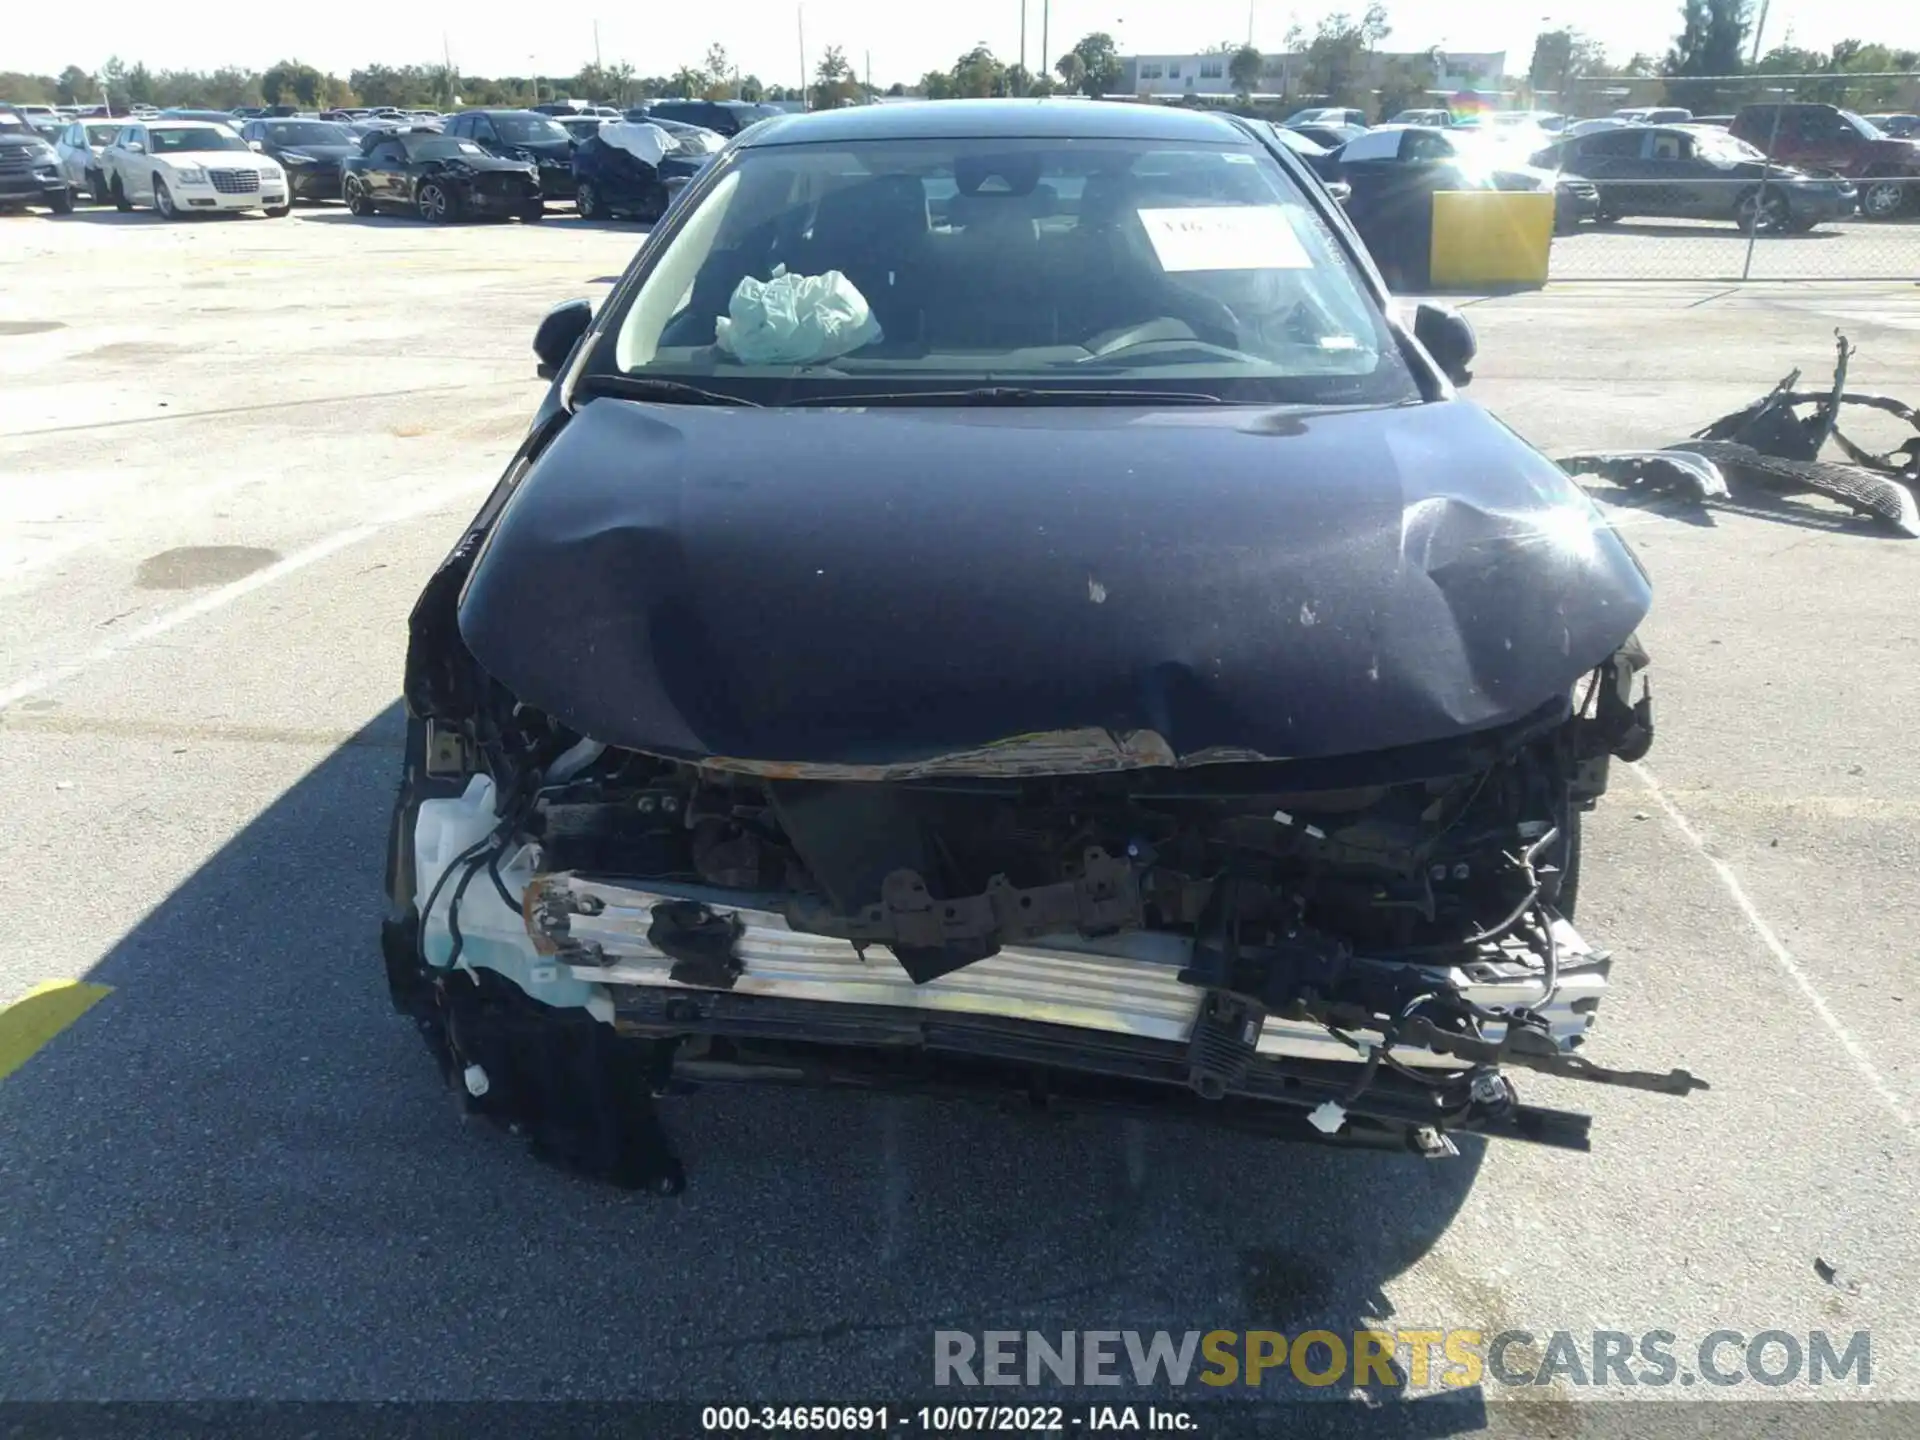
(1537, 72), (1920, 281)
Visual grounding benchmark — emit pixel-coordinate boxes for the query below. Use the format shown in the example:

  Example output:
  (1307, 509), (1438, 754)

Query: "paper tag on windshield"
(1137, 206), (1312, 272)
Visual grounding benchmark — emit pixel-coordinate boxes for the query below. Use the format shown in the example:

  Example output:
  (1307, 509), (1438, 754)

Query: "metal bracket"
(784, 848), (1142, 953)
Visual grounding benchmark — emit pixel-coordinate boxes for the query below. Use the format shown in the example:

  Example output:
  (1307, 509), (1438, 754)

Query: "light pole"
(798, 5), (809, 110)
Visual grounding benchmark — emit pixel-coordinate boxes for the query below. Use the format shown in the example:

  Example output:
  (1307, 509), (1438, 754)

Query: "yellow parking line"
(0, 980), (112, 1083)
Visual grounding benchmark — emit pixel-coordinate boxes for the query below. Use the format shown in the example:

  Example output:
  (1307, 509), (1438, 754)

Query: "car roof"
(737, 98), (1253, 148)
(144, 118), (238, 130)
(462, 108), (550, 118)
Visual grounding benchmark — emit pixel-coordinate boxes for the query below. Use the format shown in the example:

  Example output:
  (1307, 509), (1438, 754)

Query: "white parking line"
(1631, 760), (1917, 1142)
(0, 477), (489, 714)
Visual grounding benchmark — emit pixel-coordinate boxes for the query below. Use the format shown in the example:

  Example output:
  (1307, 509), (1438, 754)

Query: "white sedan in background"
(99, 119), (290, 218)
(54, 118), (128, 202)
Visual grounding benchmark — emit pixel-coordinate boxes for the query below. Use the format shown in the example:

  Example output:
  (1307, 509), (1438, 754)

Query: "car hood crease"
(456, 396), (1651, 770)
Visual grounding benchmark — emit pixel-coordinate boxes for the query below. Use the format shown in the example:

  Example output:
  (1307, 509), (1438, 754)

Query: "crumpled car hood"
(457, 396), (1650, 770)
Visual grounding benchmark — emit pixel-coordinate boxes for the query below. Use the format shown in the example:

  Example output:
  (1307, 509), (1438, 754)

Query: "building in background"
(1117, 50), (1506, 104)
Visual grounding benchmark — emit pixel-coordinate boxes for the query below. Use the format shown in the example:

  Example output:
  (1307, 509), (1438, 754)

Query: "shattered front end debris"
(1558, 332), (1920, 537)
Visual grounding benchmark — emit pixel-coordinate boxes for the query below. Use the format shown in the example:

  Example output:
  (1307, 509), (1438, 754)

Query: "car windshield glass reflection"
(493, 116), (569, 144)
(608, 136), (1416, 406)
(266, 122), (353, 146)
(152, 127), (247, 153)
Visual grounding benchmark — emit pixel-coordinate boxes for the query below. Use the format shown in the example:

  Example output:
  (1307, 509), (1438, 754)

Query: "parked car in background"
(1566, 117), (1632, 138)
(53, 117), (124, 202)
(239, 117), (360, 203)
(342, 128), (542, 223)
(571, 119), (715, 221)
(441, 109), (578, 199)
(1290, 122), (1366, 150)
(1730, 102), (1920, 219)
(160, 108), (253, 125)
(1285, 105), (1369, 128)
(1539, 123), (1856, 232)
(1613, 106), (1692, 124)
(1387, 107), (1451, 127)
(1691, 115), (1734, 128)
(1337, 124), (1595, 234)
(1865, 113), (1919, 139)
(1256, 119), (1342, 181)
(0, 107), (74, 213)
(628, 99), (785, 136)
(99, 119), (290, 217)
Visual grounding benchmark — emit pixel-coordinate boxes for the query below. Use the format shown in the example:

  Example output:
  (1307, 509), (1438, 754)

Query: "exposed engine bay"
(387, 635), (1701, 1195)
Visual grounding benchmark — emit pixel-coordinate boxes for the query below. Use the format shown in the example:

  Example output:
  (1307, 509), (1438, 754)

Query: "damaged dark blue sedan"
(385, 101), (1701, 1194)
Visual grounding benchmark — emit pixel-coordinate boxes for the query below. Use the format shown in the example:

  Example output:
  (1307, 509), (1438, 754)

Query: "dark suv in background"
(1730, 102), (1920, 219)
(628, 99), (785, 137)
(442, 109), (578, 199)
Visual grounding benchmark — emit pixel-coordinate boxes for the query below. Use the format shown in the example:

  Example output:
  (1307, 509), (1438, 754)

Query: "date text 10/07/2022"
(701, 1406), (1198, 1432)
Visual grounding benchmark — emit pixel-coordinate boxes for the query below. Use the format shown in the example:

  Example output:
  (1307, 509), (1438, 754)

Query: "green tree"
(260, 59), (329, 107)
(1664, 0), (1751, 107)
(1529, 28), (1609, 105)
(1299, 6), (1391, 108)
(921, 69), (956, 99)
(704, 44), (735, 97)
(1054, 51), (1086, 94)
(0, 71), (58, 104)
(950, 44), (1005, 98)
(812, 45), (859, 108)
(1229, 44), (1263, 100)
(738, 72), (765, 101)
(669, 66), (705, 99)
(1375, 53), (1437, 119)
(55, 65), (99, 104)
(1067, 33), (1123, 97)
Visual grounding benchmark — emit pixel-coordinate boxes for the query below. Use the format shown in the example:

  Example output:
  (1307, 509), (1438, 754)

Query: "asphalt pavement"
(1, 207), (1916, 1428)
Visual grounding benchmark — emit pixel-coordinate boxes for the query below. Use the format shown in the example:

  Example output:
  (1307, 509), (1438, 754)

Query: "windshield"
(1693, 130), (1765, 165)
(492, 114), (570, 144)
(1837, 109), (1882, 138)
(411, 137), (488, 160)
(0, 114), (33, 135)
(1267, 124), (1328, 157)
(604, 136), (1414, 407)
(84, 123), (121, 145)
(152, 126), (247, 153)
(264, 121), (353, 146)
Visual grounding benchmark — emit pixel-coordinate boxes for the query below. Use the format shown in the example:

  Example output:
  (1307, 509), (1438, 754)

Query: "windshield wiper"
(786, 386), (1225, 407)
(573, 374), (762, 407)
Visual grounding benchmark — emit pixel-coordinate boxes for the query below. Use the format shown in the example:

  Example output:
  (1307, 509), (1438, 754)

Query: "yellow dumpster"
(1429, 191), (1555, 289)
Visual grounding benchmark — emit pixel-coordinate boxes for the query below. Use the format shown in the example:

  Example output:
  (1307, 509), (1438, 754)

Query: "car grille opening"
(209, 168), (260, 194)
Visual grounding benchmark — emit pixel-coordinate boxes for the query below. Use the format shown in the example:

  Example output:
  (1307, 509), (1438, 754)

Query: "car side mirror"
(249, 139), (264, 151)
(533, 298), (593, 379)
(1413, 301), (1477, 386)
(126, 141), (145, 154)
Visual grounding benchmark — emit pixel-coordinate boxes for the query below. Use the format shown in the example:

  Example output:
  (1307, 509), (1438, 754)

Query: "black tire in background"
(111, 174), (131, 212)
(50, 187), (74, 215)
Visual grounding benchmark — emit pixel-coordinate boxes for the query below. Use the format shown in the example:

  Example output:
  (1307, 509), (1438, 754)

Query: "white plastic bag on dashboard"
(715, 265), (883, 366)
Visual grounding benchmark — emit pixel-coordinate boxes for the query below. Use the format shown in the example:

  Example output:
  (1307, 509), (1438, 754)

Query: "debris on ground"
(1557, 332), (1920, 538)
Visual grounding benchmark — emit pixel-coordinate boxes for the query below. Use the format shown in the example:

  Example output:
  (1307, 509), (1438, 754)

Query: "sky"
(9, 0), (1918, 88)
